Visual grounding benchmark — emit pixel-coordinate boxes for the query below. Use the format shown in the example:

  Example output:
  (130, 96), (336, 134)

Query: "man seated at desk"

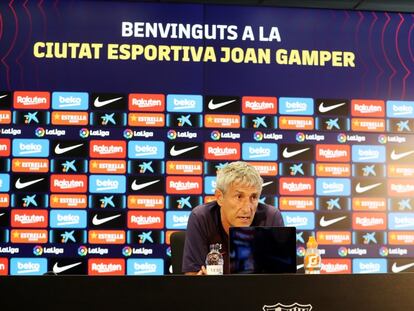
(183, 161), (284, 275)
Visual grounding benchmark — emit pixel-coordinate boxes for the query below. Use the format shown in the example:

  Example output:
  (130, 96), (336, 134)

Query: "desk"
(1, 274), (412, 311)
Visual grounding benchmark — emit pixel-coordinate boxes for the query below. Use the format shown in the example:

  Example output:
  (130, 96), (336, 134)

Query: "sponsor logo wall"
(1, 1), (414, 275)
(1, 92), (414, 275)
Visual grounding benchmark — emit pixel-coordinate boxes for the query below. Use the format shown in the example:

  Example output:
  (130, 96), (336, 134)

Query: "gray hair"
(215, 161), (263, 194)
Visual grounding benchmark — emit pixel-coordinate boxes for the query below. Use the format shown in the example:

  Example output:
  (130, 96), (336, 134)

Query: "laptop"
(229, 226), (297, 274)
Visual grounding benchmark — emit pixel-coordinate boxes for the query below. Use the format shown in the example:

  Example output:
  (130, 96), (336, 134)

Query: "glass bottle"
(205, 243), (224, 275)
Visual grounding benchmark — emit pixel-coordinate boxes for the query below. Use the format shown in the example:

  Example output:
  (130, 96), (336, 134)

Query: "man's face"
(216, 182), (260, 229)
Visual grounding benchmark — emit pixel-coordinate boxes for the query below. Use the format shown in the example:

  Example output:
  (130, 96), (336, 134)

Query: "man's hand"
(196, 266), (207, 275)
(185, 266), (207, 275)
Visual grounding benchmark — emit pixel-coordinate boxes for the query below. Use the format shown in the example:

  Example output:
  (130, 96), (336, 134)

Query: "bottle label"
(305, 270), (320, 275)
(305, 254), (321, 268)
(206, 265), (223, 275)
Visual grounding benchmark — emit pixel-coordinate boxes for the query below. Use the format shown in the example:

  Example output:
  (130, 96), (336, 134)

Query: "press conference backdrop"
(0, 0), (414, 276)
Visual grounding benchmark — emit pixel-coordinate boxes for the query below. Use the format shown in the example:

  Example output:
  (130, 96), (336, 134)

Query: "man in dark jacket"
(182, 161), (284, 275)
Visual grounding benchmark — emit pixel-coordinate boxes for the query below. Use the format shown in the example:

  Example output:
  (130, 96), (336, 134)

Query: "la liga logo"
(122, 246), (132, 257)
(79, 128), (89, 138)
(211, 130), (221, 141)
(123, 129), (133, 139)
(78, 245), (88, 256)
(35, 127), (45, 137)
(253, 131), (263, 141)
(296, 132), (305, 142)
(167, 130), (177, 140)
(33, 245), (43, 256)
(337, 133), (347, 143)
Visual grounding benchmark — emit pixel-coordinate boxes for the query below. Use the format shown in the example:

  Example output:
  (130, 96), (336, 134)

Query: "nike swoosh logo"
(92, 214), (122, 226)
(131, 179), (160, 191)
(208, 99), (236, 110)
(296, 264), (304, 270)
(0, 213), (4, 217)
(391, 262), (414, 273)
(318, 102), (346, 113)
(53, 262), (82, 274)
(54, 143), (84, 154)
(15, 178), (44, 189)
(262, 181), (273, 187)
(320, 216), (347, 227)
(170, 145), (198, 156)
(94, 96), (123, 108)
(355, 182), (382, 194)
(0, 94), (8, 100)
(282, 147), (310, 159)
(390, 150), (414, 160)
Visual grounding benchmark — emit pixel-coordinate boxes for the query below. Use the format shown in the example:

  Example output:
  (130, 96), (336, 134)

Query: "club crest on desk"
(263, 302), (312, 311)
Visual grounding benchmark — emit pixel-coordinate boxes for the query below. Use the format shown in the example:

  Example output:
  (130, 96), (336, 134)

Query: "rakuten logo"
(205, 142), (240, 160)
(90, 141), (126, 158)
(166, 177), (202, 194)
(242, 96), (277, 114)
(12, 210), (48, 227)
(353, 213), (386, 230)
(279, 178), (314, 195)
(128, 211), (164, 229)
(352, 100), (384, 117)
(89, 259), (125, 275)
(14, 91), (50, 109)
(321, 259), (351, 274)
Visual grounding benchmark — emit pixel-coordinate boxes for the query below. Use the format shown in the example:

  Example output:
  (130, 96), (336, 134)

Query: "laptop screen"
(229, 226), (297, 274)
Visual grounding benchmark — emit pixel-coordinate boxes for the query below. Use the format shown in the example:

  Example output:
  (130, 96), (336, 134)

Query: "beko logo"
(133, 262), (157, 274)
(249, 147), (271, 158)
(18, 143), (42, 154)
(135, 145), (157, 156)
(172, 98), (196, 110)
